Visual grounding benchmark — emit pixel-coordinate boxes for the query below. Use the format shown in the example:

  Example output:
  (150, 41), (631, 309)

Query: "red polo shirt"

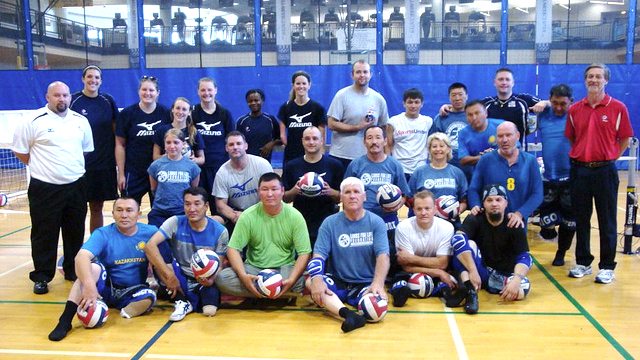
(565, 94), (633, 162)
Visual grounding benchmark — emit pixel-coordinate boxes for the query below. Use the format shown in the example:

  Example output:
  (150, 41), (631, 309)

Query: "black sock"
(390, 284), (410, 307)
(339, 307), (366, 333)
(464, 280), (475, 292)
(49, 301), (77, 341)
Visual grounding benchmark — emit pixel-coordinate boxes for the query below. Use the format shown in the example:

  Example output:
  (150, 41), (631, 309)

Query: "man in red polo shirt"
(565, 63), (633, 284)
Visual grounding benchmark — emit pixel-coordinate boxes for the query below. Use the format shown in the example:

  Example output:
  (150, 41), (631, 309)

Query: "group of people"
(10, 60), (632, 338)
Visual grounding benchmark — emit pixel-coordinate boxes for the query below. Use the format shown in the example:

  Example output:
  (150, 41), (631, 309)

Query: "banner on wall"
(337, 28), (376, 51)
(405, 0), (420, 64)
(276, 0), (291, 66)
(535, 0), (552, 64)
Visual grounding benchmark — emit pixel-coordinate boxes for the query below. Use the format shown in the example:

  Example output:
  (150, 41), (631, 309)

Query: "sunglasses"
(141, 75), (158, 82)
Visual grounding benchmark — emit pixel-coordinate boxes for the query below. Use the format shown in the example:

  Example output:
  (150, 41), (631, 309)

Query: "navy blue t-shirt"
(483, 93), (539, 143)
(236, 112), (280, 160)
(115, 103), (170, 174)
(278, 100), (327, 163)
(282, 155), (344, 238)
(192, 103), (234, 170)
(71, 92), (119, 171)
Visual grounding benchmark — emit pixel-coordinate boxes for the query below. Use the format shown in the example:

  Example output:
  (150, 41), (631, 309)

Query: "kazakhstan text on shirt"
(114, 257), (147, 265)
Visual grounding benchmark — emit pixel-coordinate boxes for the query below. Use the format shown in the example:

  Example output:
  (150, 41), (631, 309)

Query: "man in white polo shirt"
(12, 81), (94, 295)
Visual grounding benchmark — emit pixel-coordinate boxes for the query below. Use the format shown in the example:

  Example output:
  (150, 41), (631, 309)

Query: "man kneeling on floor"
(49, 197), (158, 341)
(448, 184), (532, 314)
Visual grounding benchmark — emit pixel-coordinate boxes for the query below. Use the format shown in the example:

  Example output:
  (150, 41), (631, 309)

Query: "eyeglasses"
(141, 75), (157, 82)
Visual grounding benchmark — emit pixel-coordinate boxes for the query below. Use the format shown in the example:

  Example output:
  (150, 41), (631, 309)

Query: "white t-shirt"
(12, 106), (93, 185)
(388, 112), (433, 174)
(212, 154), (273, 211)
(395, 216), (453, 257)
(327, 86), (389, 160)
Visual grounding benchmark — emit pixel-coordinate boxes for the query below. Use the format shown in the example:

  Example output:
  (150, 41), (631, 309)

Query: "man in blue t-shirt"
(457, 100), (504, 182)
(48, 197), (158, 341)
(306, 177), (390, 333)
(283, 126), (344, 247)
(468, 122), (543, 229)
(432, 82), (472, 179)
(535, 84), (575, 266)
(145, 187), (229, 322)
(344, 125), (409, 275)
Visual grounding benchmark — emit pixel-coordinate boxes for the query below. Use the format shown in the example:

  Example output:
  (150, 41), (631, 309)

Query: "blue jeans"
(569, 162), (619, 270)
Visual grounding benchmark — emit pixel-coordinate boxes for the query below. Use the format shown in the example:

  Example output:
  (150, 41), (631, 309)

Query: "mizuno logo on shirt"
(231, 178), (253, 192)
(137, 121), (161, 131)
(289, 112), (312, 123)
(197, 121), (220, 131)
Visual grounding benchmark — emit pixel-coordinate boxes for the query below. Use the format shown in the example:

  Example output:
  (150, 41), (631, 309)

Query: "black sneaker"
(552, 251), (565, 266)
(443, 287), (467, 308)
(539, 227), (558, 241)
(33, 281), (48, 295)
(464, 289), (478, 314)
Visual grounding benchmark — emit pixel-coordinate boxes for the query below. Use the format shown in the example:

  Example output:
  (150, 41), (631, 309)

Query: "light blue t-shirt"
(408, 163), (468, 201)
(148, 156), (201, 214)
(344, 155), (410, 219)
(537, 107), (571, 183)
(432, 110), (472, 179)
(457, 118), (504, 161)
(159, 215), (229, 278)
(314, 211), (389, 284)
(82, 223), (158, 287)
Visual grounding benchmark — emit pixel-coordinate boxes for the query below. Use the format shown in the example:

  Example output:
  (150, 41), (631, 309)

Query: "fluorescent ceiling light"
(558, 3), (570, 9)
(514, 6), (528, 13)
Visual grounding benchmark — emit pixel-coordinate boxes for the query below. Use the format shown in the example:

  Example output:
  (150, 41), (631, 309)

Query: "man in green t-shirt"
(216, 172), (312, 298)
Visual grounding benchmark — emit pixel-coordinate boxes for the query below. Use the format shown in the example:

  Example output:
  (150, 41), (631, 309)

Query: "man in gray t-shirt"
(213, 131), (273, 225)
(327, 60), (389, 167)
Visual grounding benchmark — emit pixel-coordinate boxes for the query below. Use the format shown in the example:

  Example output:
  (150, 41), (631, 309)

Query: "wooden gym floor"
(0, 172), (639, 360)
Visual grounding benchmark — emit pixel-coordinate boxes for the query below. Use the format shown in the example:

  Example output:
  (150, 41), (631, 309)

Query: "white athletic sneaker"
(169, 300), (193, 322)
(568, 265), (592, 278)
(595, 269), (615, 284)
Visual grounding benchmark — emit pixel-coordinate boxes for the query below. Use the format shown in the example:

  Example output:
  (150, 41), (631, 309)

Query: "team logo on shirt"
(601, 115), (608, 123)
(338, 234), (351, 247)
(359, 173), (392, 186)
(156, 171), (190, 183)
(231, 178), (253, 192)
(136, 121), (161, 136)
(230, 178), (257, 198)
(422, 178), (456, 190)
(197, 121), (223, 136)
(135, 241), (146, 252)
(338, 232), (374, 248)
(80, 109), (88, 116)
(445, 122), (467, 149)
(288, 112), (313, 128)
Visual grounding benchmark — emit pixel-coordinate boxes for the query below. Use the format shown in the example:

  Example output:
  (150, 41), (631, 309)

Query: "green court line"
(0, 226), (30, 240)
(532, 256), (634, 360)
(0, 299), (582, 317)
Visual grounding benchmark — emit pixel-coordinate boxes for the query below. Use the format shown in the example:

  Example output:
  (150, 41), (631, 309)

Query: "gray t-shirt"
(213, 154), (273, 211)
(327, 86), (389, 160)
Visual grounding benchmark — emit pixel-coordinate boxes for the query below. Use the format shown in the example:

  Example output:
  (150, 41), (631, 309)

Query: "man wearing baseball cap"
(445, 184), (532, 314)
